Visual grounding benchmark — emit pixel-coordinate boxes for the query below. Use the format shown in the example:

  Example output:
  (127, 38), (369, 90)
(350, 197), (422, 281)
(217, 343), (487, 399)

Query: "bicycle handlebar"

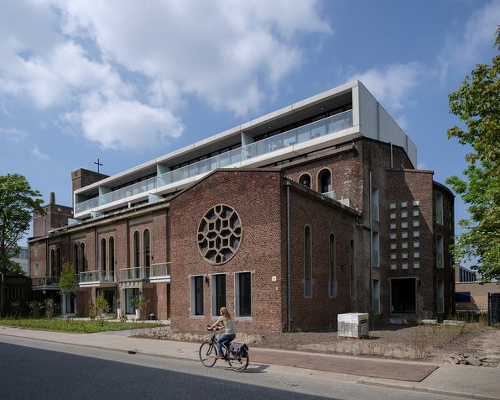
(206, 325), (221, 331)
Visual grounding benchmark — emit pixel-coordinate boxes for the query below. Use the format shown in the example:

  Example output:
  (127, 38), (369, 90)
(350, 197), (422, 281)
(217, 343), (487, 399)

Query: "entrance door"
(391, 278), (416, 313)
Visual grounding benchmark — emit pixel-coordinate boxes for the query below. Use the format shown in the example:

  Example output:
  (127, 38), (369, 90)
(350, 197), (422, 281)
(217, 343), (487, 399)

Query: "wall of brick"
(287, 185), (364, 331)
(169, 169), (285, 333)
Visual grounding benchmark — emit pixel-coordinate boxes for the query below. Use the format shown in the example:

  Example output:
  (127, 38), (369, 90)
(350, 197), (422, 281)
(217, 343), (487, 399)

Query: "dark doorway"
(391, 278), (416, 313)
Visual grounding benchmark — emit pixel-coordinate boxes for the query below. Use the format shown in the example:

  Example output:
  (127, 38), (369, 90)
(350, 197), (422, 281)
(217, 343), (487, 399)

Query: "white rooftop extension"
(73, 80), (417, 219)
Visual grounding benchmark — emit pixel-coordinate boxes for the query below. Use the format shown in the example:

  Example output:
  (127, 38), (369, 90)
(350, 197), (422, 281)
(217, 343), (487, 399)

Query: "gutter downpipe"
(286, 184), (292, 332)
(369, 169), (373, 327)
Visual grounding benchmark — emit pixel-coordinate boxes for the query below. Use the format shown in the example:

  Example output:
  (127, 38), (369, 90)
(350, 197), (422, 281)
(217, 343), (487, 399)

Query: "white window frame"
(190, 275), (204, 317)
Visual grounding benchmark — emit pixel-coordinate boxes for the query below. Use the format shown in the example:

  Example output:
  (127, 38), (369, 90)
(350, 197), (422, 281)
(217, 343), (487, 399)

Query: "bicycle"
(199, 326), (249, 372)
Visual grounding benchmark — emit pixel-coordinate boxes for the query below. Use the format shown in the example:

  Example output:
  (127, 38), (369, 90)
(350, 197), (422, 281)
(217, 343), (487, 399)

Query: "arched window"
(50, 249), (55, 277)
(304, 226), (312, 297)
(318, 169), (332, 194)
(56, 248), (61, 277)
(80, 243), (86, 272)
(134, 231), (140, 267)
(329, 234), (336, 297)
(349, 239), (355, 297)
(109, 237), (115, 276)
(299, 174), (311, 189)
(101, 238), (106, 271)
(73, 244), (79, 274)
(144, 229), (151, 267)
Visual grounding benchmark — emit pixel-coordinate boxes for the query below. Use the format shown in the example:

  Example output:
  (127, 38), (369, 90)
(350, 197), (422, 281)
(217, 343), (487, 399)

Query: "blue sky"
(1, 0), (499, 247)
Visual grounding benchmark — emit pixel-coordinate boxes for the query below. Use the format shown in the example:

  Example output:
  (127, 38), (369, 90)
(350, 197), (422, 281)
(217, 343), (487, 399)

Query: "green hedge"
(0, 318), (162, 333)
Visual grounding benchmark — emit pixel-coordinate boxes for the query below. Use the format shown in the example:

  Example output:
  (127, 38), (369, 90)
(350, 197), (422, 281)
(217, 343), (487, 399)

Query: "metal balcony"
(119, 266), (151, 281)
(79, 270), (117, 287)
(32, 276), (60, 290)
(149, 263), (171, 282)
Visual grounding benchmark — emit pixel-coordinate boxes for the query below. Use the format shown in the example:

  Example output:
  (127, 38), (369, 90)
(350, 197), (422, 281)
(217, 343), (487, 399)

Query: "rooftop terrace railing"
(75, 110), (353, 214)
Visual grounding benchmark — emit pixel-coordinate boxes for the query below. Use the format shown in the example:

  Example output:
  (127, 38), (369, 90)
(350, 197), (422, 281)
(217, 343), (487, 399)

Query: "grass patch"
(0, 318), (163, 333)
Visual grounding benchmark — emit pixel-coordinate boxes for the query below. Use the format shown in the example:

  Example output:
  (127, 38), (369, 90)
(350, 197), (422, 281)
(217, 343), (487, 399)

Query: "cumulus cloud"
(31, 145), (50, 160)
(0, 0), (330, 150)
(438, 0), (500, 81)
(348, 62), (421, 112)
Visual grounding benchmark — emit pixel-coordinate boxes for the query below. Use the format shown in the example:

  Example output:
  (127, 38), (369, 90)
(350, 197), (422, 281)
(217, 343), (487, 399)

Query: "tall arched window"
(56, 248), (61, 276)
(304, 226), (312, 297)
(318, 169), (332, 194)
(329, 234), (336, 297)
(50, 249), (55, 277)
(101, 238), (106, 271)
(80, 243), (86, 272)
(109, 237), (115, 276)
(144, 229), (151, 267)
(74, 244), (79, 274)
(299, 174), (311, 189)
(134, 231), (140, 267)
(349, 239), (355, 297)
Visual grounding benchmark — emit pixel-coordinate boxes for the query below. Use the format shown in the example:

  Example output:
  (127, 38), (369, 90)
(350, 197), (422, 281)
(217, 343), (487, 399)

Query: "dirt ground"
(144, 323), (500, 365)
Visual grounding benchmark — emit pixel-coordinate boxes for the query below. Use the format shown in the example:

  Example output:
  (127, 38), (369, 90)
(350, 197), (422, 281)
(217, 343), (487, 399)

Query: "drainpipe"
(368, 169), (373, 326)
(390, 142), (394, 169)
(286, 184), (292, 332)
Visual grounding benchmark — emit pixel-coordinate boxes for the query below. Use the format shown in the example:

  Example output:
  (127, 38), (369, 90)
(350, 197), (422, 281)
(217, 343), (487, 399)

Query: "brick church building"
(28, 81), (455, 332)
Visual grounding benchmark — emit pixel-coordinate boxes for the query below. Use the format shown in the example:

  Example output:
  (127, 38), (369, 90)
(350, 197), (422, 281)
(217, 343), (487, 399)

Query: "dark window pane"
(238, 272), (251, 317)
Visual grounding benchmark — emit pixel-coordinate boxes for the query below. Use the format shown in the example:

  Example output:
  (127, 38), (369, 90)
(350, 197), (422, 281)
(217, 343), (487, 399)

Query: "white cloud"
(438, 0), (500, 81)
(31, 145), (49, 160)
(348, 62), (421, 112)
(0, 0), (331, 150)
(65, 98), (184, 151)
(0, 127), (29, 142)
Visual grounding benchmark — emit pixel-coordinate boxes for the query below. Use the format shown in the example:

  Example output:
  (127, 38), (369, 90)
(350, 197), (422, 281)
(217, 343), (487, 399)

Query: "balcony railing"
(119, 266), (150, 281)
(321, 191), (351, 207)
(32, 276), (60, 289)
(150, 263), (171, 279)
(75, 110), (353, 214)
(79, 270), (116, 284)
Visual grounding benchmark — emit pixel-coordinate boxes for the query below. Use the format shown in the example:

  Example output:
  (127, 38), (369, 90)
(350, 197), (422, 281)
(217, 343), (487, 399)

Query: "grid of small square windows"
(388, 199), (421, 270)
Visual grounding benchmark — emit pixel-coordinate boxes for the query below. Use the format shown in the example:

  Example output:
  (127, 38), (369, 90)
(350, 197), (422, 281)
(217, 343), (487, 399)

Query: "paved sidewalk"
(1, 326), (499, 399)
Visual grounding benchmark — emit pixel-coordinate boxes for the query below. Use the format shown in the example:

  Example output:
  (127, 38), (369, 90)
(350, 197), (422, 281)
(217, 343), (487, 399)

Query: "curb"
(358, 378), (500, 400)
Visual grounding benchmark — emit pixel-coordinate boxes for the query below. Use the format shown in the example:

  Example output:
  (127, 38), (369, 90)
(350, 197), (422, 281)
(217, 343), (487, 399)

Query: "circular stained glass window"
(197, 204), (242, 265)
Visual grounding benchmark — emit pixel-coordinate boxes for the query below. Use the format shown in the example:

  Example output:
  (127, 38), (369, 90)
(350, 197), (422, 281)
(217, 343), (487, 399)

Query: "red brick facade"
(28, 137), (455, 330)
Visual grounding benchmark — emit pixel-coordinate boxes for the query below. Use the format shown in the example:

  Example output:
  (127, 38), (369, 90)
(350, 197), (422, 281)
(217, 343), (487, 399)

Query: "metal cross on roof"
(94, 158), (103, 173)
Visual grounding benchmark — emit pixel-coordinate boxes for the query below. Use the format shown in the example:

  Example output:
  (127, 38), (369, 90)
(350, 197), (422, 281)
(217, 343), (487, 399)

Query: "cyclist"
(209, 306), (236, 358)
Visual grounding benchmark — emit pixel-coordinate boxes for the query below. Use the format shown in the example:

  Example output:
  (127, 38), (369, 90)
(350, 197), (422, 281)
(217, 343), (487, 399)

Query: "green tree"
(59, 262), (77, 297)
(446, 26), (500, 281)
(0, 174), (44, 316)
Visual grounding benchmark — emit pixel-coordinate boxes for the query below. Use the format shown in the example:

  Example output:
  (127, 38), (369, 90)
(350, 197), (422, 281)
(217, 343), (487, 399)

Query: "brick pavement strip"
(1, 326), (500, 399)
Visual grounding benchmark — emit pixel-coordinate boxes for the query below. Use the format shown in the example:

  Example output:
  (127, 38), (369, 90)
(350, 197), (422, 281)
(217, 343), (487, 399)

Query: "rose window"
(198, 204), (242, 265)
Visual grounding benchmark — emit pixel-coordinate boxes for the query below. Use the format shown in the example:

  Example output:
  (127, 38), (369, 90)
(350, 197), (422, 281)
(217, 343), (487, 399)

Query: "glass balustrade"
(76, 110), (353, 214)
(119, 266), (151, 281)
(150, 263), (171, 278)
(78, 270), (115, 284)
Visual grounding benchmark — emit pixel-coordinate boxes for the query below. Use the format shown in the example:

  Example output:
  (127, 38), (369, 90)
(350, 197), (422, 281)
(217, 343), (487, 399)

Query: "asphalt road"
(0, 335), (462, 400)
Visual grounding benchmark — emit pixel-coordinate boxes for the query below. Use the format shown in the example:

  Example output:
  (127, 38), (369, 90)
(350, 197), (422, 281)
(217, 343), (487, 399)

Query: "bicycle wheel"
(199, 341), (217, 367)
(228, 350), (249, 372)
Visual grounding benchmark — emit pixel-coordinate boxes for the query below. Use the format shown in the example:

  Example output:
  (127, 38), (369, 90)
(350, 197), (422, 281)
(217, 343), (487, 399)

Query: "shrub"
(44, 298), (55, 319)
(29, 301), (43, 318)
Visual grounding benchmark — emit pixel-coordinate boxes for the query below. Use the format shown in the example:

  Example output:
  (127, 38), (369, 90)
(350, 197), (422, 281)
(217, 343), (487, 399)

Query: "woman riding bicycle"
(209, 306), (236, 359)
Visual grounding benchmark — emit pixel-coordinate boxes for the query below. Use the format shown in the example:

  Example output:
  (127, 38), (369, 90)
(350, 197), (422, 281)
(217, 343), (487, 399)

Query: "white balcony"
(149, 263), (171, 282)
(32, 276), (60, 290)
(119, 266), (151, 281)
(79, 270), (116, 287)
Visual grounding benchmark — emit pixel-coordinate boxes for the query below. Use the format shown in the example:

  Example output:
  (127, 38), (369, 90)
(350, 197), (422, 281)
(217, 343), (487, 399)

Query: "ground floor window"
(125, 288), (139, 314)
(437, 280), (444, 314)
(62, 294), (75, 314)
(190, 276), (204, 316)
(391, 278), (416, 313)
(373, 279), (380, 315)
(211, 274), (226, 316)
(235, 272), (251, 317)
(104, 289), (115, 312)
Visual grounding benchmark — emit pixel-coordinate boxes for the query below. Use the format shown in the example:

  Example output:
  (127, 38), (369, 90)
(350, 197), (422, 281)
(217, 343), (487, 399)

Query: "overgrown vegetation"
(0, 318), (162, 333)
(446, 26), (500, 280)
